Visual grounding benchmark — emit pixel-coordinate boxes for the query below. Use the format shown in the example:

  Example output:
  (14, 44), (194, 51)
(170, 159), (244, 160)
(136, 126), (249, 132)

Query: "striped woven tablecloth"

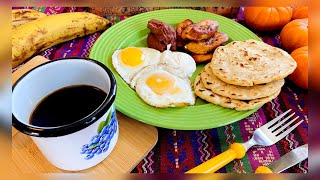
(13, 7), (308, 173)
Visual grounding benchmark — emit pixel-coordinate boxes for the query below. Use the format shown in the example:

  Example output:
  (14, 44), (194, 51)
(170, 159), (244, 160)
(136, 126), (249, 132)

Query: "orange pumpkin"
(292, 6), (308, 20)
(244, 7), (292, 31)
(288, 46), (308, 89)
(280, 18), (308, 52)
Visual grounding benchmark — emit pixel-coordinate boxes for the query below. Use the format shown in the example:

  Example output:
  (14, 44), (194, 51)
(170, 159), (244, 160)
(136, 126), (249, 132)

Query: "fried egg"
(130, 64), (187, 89)
(132, 65), (195, 107)
(112, 47), (161, 83)
(160, 49), (196, 78)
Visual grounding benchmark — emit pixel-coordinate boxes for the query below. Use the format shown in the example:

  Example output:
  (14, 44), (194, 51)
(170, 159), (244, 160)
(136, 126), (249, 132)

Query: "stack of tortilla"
(194, 40), (297, 111)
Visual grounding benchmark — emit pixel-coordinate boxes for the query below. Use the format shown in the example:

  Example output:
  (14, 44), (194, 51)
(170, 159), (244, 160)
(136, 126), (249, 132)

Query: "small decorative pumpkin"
(244, 7), (292, 31)
(292, 6), (308, 20)
(280, 18), (308, 52)
(288, 46), (308, 89)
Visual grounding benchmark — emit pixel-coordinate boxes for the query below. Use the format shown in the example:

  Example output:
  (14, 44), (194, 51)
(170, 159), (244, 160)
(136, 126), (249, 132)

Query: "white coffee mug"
(12, 58), (118, 171)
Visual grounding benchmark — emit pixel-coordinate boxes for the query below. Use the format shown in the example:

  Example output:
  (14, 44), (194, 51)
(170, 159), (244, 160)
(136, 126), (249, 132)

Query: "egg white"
(133, 65), (195, 107)
(112, 47), (161, 84)
(160, 49), (196, 78)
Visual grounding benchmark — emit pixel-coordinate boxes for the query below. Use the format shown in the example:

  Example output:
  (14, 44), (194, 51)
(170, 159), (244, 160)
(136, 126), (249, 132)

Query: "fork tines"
(267, 109), (304, 138)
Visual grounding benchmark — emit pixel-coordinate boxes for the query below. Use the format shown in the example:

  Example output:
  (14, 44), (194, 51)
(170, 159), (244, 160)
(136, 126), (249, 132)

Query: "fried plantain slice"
(191, 53), (213, 63)
(181, 20), (219, 41)
(176, 19), (193, 48)
(185, 32), (228, 54)
(176, 19), (193, 36)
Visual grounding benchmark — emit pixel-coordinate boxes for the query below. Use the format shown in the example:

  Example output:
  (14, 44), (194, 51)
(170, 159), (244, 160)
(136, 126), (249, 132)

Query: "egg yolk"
(146, 73), (180, 95)
(120, 47), (143, 66)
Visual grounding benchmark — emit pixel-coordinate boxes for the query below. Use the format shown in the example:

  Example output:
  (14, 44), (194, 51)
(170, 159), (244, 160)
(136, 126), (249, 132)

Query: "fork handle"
(255, 166), (273, 173)
(185, 143), (246, 173)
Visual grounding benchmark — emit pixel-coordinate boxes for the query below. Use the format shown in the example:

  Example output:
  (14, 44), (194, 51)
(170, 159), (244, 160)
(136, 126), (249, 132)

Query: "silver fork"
(186, 109), (304, 173)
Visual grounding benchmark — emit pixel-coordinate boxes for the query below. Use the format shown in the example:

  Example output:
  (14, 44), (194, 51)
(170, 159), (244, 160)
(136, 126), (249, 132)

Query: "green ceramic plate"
(89, 9), (261, 130)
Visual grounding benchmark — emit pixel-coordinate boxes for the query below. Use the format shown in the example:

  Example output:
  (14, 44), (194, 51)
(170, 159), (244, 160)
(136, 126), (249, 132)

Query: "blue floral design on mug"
(80, 107), (117, 160)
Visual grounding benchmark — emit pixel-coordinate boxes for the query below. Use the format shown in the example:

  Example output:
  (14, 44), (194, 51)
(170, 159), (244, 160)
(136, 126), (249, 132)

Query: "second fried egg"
(133, 65), (195, 107)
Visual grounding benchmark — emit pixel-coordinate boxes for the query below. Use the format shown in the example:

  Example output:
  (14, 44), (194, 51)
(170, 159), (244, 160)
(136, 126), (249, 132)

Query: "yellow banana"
(12, 12), (109, 68)
(12, 9), (47, 27)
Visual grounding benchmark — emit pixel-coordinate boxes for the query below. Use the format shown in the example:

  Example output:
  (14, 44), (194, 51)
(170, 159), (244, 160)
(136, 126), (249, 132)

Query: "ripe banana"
(12, 9), (47, 28)
(12, 12), (109, 68)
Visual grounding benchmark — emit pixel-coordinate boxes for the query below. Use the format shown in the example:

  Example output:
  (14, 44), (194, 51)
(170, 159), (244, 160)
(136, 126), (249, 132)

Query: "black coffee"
(29, 85), (107, 127)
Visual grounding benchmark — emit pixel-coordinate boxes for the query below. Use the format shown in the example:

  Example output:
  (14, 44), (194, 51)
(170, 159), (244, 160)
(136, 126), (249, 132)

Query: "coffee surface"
(29, 85), (107, 127)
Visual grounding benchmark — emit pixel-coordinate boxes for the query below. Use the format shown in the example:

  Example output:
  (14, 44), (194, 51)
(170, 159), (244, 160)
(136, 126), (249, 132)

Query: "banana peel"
(12, 9), (47, 28)
(12, 12), (109, 68)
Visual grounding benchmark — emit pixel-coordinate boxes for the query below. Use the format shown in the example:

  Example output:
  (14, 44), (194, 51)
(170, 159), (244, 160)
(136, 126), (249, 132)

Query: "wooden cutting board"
(11, 56), (158, 174)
